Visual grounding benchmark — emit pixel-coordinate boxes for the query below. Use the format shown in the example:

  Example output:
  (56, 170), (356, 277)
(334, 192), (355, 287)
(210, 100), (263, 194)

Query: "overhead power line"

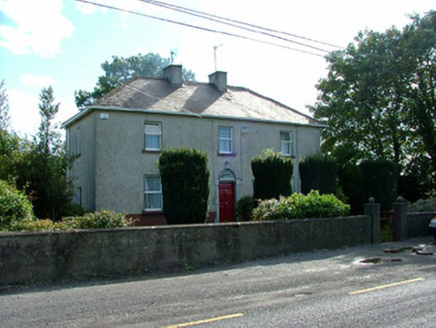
(74, 0), (328, 58)
(139, 0), (343, 50)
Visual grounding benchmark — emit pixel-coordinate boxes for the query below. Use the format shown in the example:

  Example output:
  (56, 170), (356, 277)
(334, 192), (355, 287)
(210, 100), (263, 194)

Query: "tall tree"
(0, 79), (10, 131)
(0, 80), (25, 184)
(311, 11), (436, 198)
(18, 87), (72, 220)
(75, 52), (196, 110)
(37, 86), (61, 155)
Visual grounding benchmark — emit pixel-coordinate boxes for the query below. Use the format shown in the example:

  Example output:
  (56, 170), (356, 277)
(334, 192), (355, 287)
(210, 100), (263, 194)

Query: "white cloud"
(0, 0), (74, 58)
(20, 74), (57, 88)
(8, 89), (40, 136)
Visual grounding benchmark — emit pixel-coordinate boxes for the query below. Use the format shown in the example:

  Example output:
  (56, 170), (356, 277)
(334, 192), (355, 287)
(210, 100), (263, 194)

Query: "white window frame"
(219, 127), (234, 154)
(280, 131), (293, 156)
(144, 176), (163, 211)
(144, 122), (162, 151)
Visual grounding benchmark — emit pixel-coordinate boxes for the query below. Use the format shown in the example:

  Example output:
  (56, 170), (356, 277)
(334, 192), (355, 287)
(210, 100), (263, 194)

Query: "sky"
(0, 0), (435, 137)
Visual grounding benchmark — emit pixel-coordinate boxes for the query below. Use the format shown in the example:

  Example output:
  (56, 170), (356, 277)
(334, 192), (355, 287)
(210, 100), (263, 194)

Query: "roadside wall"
(0, 216), (370, 286)
(407, 212), (435, 238)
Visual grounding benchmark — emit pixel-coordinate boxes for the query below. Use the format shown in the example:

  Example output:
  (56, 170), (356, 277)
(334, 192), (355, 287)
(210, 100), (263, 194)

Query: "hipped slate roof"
(63, 77), (324, 128)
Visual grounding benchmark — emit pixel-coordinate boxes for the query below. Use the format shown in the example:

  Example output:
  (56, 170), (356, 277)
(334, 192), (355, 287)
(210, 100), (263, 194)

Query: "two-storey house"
(62, 65), (324, 224)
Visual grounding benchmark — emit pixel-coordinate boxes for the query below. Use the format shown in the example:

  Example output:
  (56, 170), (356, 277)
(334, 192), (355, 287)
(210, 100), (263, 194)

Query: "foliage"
(61, 210), (132, 229)
(0, 180), (34, 231)
(251, 149), (293, 201)
(15, 87), (74, 221)
(299, 153), (337, 195)
(360, 159), (398, 211)
(75, 52), (196, 110)
(0, 79), (10, 131)
(158, 147), (209, 224)
(252, 190), (350, 221)
(408, 198), (436, 213)
(310, 11), (436, 198)
(235, 195), (254, 221)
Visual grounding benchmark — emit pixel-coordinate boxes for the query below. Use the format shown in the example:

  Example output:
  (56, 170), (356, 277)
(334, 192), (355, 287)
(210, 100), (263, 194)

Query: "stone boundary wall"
(407, 212), (435, 238)
(0, 216), (371, 286)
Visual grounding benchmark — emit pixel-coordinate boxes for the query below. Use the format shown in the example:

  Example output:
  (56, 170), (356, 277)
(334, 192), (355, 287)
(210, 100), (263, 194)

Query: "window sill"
(218, 152), (237, 157)
(141, 210), (164, 216)
(142, 149), (161, 154)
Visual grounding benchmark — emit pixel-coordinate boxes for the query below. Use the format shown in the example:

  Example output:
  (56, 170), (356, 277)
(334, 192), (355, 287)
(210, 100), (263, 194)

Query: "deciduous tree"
(75, 52), (196, 110)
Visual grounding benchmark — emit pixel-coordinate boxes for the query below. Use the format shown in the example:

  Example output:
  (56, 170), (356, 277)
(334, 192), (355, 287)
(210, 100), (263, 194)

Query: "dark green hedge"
(299, 153), (337, 195)
(251, 150), (293, 201)
(158, 147), (209, 224)
(360, 159), (398, 211)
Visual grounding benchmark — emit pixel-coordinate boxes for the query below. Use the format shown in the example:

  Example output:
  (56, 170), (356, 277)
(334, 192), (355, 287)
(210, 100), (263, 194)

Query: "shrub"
(19, 219), (66, 231)
(360, 159), (398, 211)
(158, 147), (210, 224)
(61, 210), (132, 229)
(408, 198), (436, 213)
(299, 153), (337, 195)
(235, 195), (254, 221)
(251, 149), (293, 201)
(0, 180), (35, 231)
(252, 190), (350, 221)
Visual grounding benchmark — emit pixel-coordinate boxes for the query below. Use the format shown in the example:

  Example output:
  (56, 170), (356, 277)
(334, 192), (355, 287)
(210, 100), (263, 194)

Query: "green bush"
(158, 147), (210, 224)
(299, 153), (337, 195)
(0, 180), (35, 231)
(360, 159), (398, 211)
(61, 210), (132, 229)
(235, 195), (254, 221)
(408, 198), (436, 213)
(251, 149), (293, 201)
(18, 219), (66, 231)
(252, 190), (350, 221)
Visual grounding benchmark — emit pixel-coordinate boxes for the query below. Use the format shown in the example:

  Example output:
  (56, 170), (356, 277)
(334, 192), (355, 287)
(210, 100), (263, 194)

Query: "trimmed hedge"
(251, 150), (293, 201)
(360, 159), (398, 211)
(252, 190), (350, 221)
(299, 153), (337, 195)
(158, 147), (210, 224)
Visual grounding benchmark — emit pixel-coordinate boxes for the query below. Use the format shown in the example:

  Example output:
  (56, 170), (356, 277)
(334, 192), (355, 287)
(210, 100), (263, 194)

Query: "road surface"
(1, 237), (435, 327)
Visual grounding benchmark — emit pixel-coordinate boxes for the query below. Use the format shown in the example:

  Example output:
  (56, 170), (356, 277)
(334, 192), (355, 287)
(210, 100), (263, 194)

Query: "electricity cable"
(74, 0), (327, 58)
(138, 0), (337, 52)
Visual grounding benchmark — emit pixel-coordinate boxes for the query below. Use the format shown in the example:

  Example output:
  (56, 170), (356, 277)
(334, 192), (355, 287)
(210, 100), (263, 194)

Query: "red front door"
(219, 182), (235, 222)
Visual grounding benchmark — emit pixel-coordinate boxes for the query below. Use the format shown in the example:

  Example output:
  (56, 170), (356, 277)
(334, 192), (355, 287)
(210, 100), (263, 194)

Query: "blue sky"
(0, 0), (434, 136)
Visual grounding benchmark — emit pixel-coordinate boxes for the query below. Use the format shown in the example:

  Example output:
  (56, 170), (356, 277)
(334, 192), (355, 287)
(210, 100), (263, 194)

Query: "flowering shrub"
(252, 190), (350, 221)
(408, 198), (436, 213)
(61, 210), (133, 229)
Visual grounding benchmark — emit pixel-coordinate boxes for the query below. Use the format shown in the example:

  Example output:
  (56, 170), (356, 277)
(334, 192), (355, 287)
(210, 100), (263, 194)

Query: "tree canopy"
(75, 52), (196, 110)
(311, 11), (436, 198)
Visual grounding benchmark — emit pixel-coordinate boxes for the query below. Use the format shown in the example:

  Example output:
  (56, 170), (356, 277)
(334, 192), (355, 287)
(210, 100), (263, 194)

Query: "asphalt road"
(1, 237), (435, 328)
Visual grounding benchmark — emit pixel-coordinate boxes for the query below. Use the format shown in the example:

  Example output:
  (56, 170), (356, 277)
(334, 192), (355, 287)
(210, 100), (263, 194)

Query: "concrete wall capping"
(0, 215), (400, 286)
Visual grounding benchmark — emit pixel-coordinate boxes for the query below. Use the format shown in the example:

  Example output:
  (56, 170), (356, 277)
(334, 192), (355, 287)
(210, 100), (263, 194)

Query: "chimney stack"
(163, 65), (183, 87)
(209, 71), (227, 92)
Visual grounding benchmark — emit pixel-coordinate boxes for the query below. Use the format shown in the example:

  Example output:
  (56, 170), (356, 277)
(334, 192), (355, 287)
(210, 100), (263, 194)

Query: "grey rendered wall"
(68, 113), (97, 211)
(407, 212), (435, 238)
(90, 109), (321, 215)
(0, 216), (371, 286)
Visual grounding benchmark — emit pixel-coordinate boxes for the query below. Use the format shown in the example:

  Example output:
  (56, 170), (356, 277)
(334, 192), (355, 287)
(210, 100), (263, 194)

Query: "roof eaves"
(62, 105), (327, 129)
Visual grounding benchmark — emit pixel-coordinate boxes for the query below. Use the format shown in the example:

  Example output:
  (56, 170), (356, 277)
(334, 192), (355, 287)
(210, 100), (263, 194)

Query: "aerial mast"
(214, 44), (223, 71)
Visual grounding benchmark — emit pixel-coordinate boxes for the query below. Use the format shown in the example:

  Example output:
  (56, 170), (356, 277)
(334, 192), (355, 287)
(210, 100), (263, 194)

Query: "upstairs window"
(280, 132), (293, 156)
(144, 123), (162, 151)
(219, 127), (233, 154)
(144, 176), (162, 211)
